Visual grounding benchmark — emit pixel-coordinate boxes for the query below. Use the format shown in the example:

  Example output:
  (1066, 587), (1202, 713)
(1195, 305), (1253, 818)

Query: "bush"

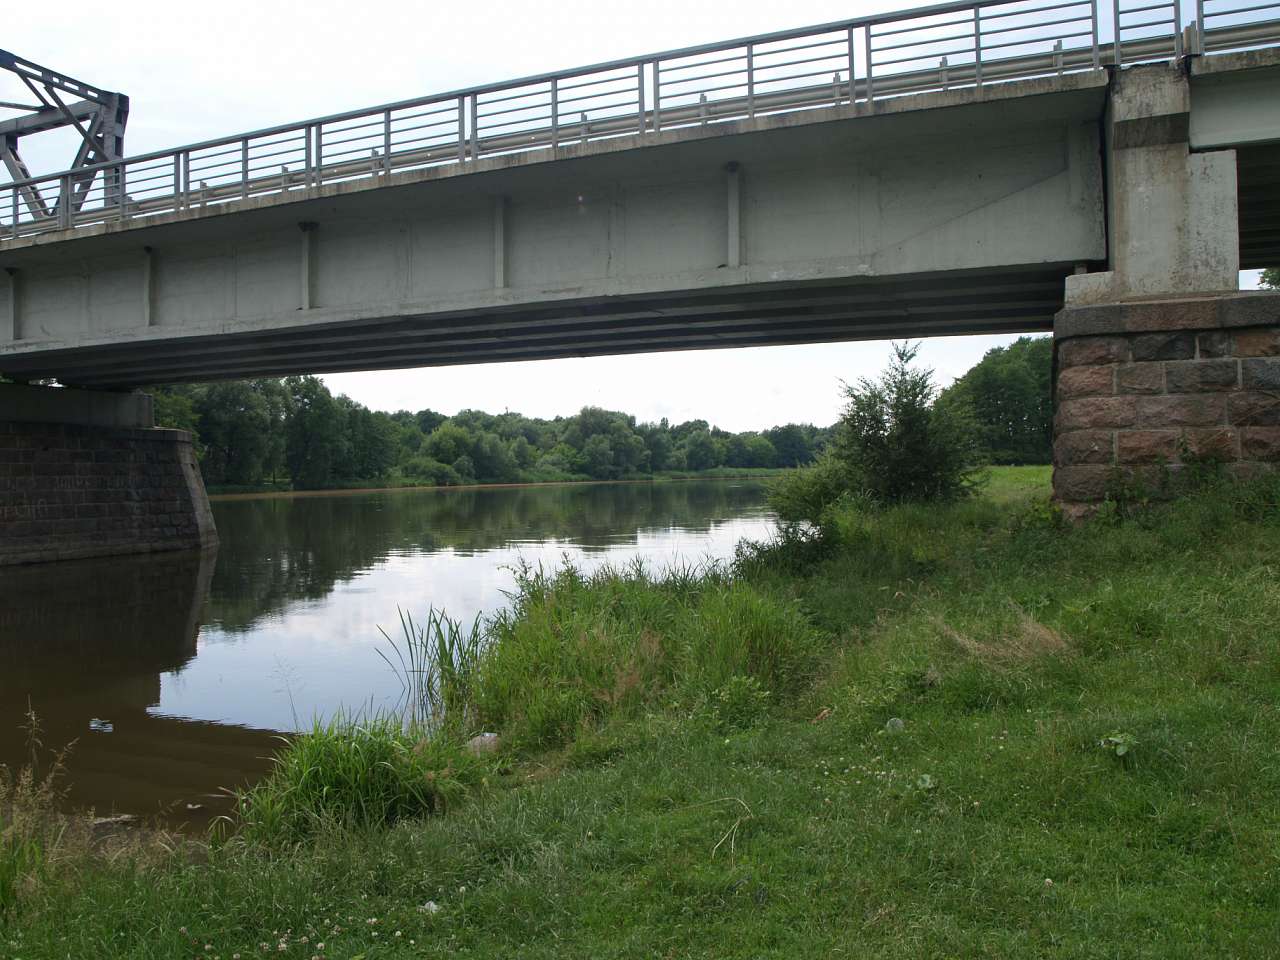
(769, 342), (985, 523)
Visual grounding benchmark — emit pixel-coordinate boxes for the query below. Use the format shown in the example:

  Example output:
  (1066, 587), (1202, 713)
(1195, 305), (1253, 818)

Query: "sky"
(4, 1), (1264, 431)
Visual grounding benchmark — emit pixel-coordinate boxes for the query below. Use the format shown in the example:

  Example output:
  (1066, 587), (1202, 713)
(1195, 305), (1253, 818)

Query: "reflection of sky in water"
(157, 515), (774, 732)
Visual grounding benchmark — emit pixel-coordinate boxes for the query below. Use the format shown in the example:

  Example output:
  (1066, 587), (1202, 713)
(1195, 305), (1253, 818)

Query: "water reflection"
(0, 479), (773, 823)
(0, 547), (277, 826)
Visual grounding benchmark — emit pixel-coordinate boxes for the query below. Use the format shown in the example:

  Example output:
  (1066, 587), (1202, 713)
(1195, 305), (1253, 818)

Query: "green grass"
(5, 465), (1280, 957)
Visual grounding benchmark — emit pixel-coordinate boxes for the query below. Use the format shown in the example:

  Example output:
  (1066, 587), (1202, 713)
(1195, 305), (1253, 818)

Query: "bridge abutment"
(0, 384), (216, 565)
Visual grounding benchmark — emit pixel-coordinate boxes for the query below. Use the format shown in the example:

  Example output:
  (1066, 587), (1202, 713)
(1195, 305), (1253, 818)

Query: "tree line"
(147, 333), (1055, 490)
(151, 378), (830, 489)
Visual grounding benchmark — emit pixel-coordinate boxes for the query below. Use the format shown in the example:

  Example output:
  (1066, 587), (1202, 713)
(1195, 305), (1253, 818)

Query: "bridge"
(2, 0), (1279, 562)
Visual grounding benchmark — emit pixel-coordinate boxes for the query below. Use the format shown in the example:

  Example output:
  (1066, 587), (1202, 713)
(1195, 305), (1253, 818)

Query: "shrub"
(770, 343), (985, 523)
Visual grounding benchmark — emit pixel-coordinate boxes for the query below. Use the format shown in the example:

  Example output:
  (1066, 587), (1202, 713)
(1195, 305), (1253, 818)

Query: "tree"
(197, 382), (272, 486)
(940, 336), (1052, 464)
(832, 342), (985, 503)
(771, 342), (984, 521)
(1262, 267), (1279, 289)
(681, 430), (722, 471)
(285, 376), (345, 488)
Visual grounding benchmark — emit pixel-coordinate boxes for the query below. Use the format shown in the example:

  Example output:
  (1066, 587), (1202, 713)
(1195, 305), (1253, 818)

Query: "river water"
(0, 479), (773, 826)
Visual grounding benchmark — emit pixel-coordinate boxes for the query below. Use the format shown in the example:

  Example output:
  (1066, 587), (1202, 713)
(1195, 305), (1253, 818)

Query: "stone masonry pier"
(0, 384), (216, 565)
(1053, 294), (1280, 513)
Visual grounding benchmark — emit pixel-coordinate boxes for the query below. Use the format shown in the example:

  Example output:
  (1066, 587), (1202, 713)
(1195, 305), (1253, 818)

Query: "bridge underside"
(3, 265), (1066, 387)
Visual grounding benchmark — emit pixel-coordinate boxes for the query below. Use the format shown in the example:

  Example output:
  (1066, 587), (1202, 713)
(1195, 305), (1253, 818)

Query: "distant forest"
(150, 334), (1053, 490)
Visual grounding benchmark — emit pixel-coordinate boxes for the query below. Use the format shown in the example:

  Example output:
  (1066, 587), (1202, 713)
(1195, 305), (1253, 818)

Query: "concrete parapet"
(1052, 292), (1280, 514)
(0, 385), (216, 565)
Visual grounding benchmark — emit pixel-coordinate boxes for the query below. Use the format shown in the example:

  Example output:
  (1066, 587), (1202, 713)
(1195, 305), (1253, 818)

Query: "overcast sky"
(5, 1), (1262, 430)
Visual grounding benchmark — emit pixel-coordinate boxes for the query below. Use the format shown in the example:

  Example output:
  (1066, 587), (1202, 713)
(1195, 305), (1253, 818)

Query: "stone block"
(1182, 428), (1239, 462)
(1058, 336), (1129, 368)
(1117, 430), (1179, 464)
(1131, 332), (1195, 362)
(1115, 362), (1165, 395)
(1233, 328), (1280, 358)
(1056, 396), (1137, 431)
(1242, 427), (1280, 462)
(1135, 394), (1226, 427)
(1228, 392), (1280, 426)
(1054, 465), (1111, 502)
(1055, 430), (1114, 466)
(1057, 364), (1116, 398)
(1164, 359), (1239, 393)
(1241, 358), (1280, 391)
(1197, 330), (1233, 358)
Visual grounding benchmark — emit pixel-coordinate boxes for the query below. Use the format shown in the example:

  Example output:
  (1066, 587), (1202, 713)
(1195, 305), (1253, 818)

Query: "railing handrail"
(2, 0), (1277, 228)
(0, 0), (1103, 194)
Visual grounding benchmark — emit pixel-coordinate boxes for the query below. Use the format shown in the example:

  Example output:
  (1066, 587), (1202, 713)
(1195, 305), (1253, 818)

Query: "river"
(0, 478), (774, 827)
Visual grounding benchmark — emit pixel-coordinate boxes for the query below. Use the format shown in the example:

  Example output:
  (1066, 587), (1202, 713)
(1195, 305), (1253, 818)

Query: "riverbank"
(206, 467), (790, 500)
(6, 465), (1280, 957)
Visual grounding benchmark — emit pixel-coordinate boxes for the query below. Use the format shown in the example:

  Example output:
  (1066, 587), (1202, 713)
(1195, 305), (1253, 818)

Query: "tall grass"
(469, 558), (824, 750)
(379, 608), (484, 734)
(0, 711), (75, 914)
(229, 714), (486, 843)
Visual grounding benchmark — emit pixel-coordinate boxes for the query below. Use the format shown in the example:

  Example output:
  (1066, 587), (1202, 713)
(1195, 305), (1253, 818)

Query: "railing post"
(241, 138), (249, 199)
(182, 150), (191, 208)
(747, 43), (755, 118)
(847, 27), (855, 104)
(637, 63), (646, 133)
(10, 187), (17, 239)
(59, 176), (71, 229)
(1195, 0), (1205, 52)
(316, 124), (324, 186)
(383, 109), (392, 174)
(865, 26), (875, 101)
(1113, 0), (1123, 66)
(551, 78), (560, 148)
(117, 165), (127, 221)
(470, 95), (480, 159)
(1173, 0), (1183, 57)
(172, 155), (181, 212)
(974, 7), (984, 88)
(303, 127), (312, 188)
(653, 60), (662, 131)
(457, 98), (467, 162)
(1090, 0), (1101, 67)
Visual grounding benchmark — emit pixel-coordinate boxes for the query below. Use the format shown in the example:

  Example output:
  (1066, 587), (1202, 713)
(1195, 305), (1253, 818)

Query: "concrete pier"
(0, 384), (216, 565)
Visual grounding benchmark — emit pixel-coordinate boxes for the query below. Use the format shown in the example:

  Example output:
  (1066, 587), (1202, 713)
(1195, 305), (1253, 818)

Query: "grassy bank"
(5, 465), (1280, 957)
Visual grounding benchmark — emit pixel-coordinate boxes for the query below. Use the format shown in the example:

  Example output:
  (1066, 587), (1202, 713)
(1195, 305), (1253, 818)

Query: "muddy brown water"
(0, 479), (774, 829)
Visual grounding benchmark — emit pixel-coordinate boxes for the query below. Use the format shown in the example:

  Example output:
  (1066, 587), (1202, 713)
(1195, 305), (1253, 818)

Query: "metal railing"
(3, 0), (1279, 242)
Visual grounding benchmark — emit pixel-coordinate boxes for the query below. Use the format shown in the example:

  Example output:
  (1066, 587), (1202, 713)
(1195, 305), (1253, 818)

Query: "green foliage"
(766, 453), (854, 525)
(707, 675), (771, 731)
(769, 343), (986, 524)
(469, 561), (823, 750)
(940, 335), (1053, 464)
(155, 374), (824, 491)
(833, 342), (986, 504)
(230, 716), (486, 843)
(1260, 266), (1278, 289)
